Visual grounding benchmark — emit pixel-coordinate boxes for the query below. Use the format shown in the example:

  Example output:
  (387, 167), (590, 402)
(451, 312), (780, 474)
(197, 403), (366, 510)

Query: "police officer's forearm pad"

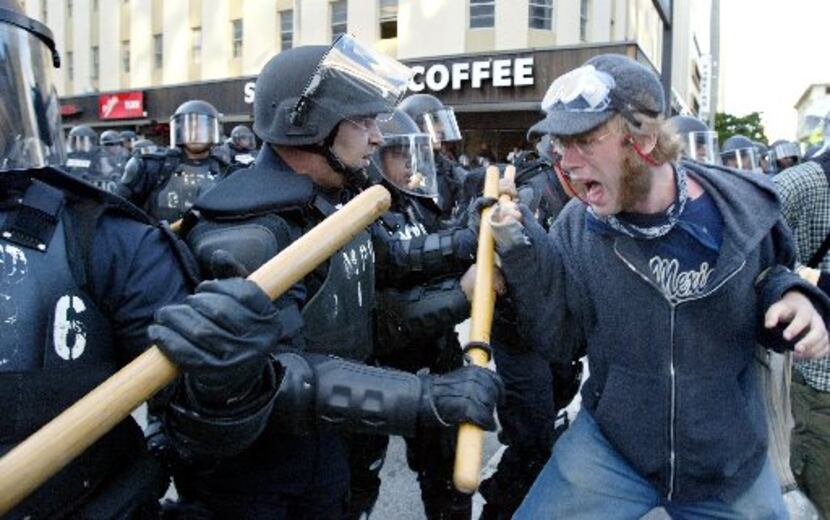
(273, 352), (422, 438)
(378, 279), (470, 336)
(164, 361), (279, 460)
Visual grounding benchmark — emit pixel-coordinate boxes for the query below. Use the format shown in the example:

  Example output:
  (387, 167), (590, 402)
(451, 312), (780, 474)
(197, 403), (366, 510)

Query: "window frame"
(331, 0), (348, 41)
(231, 19), (243, 58)
(279, 9), (293, 51)
(528, 0), (553, 30)
(469, 0), (495, 29)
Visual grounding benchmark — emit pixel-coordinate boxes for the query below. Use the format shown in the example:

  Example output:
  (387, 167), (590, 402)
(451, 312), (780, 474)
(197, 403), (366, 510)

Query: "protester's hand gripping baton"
(453, 165), (514, 493)
(0, 185), (392, 515)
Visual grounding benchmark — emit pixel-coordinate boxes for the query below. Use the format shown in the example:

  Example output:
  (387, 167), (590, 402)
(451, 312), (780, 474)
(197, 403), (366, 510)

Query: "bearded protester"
(487, 54), (830, 518)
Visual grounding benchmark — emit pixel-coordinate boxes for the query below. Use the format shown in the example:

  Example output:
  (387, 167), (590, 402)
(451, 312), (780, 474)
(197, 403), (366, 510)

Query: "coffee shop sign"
(409, 56), (534, 92)
(243, 56), (534, 104)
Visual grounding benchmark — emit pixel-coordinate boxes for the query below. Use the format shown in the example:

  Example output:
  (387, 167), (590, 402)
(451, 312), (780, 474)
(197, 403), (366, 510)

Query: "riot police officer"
(345, 109), (478, 519)
(769, 139), (802, 173)
(120, 129), (139, 153)
(226, 124), (258, 167)
(669, 115), (720, 164)
(0, 2), (193, 516)
(400, 93), (468, 221)
(117, 99), (230, 222)
(150, 37), (503, 519)
(65, 124), (101, 180)
(720, 134), (761, 172)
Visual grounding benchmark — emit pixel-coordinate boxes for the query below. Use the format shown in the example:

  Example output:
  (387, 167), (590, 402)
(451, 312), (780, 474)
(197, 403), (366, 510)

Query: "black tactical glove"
(149, 277), (284, 405)
(418, 365), (504, 431)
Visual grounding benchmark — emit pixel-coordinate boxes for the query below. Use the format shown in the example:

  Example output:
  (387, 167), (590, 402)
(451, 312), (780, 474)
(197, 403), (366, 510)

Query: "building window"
(379, 0), (397, 39)
(580, 0), (590, 41)
(93, 0), (98, 11)
(231, 19), (243, 58)
(67, 0), (72, 17)
(41, 0), (47, 21)
(191, 27), (202, 64)
(121, 40), (130, 73)
(153, 34), (163, 69)
(470, 0), (495, 29)
(529, 0), (553, 30)
(279, 10), (293, 51)
(331, 0), (347, 41)
(91, 46), (99, 80)
(67, 51), (74, 81)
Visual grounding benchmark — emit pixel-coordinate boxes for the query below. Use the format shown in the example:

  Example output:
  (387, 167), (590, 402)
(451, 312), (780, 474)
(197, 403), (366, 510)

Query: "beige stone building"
(26, 0), (717, 155)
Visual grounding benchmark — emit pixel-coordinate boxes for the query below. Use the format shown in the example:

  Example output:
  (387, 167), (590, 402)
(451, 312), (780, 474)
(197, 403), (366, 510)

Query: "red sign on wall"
(98, 91), (145, 120)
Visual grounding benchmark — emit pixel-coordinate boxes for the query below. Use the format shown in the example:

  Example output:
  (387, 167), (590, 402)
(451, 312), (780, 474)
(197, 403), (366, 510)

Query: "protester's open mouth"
(584, 180), (604, 205)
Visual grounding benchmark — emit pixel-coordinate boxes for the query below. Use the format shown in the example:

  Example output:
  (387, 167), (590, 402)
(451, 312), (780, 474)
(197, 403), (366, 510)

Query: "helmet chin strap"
(321, 145), (370, 190)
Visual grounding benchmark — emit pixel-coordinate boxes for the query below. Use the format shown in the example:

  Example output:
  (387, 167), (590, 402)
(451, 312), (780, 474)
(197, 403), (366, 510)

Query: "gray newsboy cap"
(528, 53), (665, 138)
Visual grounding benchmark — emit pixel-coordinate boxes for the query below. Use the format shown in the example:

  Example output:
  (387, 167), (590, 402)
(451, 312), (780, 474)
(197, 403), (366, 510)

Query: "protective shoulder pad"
(194, 163), (315, 219)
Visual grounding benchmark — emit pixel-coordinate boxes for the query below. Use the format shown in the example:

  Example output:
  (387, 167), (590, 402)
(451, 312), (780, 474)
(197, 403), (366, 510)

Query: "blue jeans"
(514, 410), (788, 519)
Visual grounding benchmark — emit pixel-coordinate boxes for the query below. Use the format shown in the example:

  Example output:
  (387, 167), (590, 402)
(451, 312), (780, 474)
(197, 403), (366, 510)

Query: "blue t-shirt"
(618, 191), (724, 301)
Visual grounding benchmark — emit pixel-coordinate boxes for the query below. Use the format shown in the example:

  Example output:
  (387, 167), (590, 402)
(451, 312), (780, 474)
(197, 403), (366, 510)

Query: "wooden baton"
(0, 185), (392, 515)
(453, 165), (515, 493)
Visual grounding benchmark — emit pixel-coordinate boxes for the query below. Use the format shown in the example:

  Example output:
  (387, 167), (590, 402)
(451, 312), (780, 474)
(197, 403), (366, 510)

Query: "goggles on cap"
(541, 65), (615, 113)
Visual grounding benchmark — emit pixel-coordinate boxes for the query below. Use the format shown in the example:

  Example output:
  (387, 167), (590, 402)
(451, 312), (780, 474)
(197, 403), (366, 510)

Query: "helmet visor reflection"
(0, 25), (65, 171)
(721, 148), (759, 172)
(419, 108), (462, 144)
(170, 113), (220, 146)
(373, 133), (437, 198)
(682, 131), (720, 164)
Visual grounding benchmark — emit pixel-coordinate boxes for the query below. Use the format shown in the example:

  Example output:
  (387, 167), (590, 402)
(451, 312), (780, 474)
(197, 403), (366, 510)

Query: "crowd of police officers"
(1, 0), (826, 518)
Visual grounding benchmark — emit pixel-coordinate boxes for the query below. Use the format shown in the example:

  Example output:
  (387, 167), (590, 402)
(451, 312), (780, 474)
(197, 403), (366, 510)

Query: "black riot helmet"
(371, 108), (437, 198)
(119, 129), (138, 149)
(669, 115), (720, 165)
(67, 125), (98, 153)
(230, 125), (256, 151)
(399, 93), (462, 147)
(769, 139), (801, 170)
(100, 129), (121, 146)
(720, 134), (760, 172)
(253, 35), (412, 187)
(132, 138), (158, 156)
(170, 99), (221, 147)
(0, 0), (65, 171)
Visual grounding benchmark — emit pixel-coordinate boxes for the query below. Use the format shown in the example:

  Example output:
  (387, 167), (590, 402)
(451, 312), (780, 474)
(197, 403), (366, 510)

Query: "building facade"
(26, 0), (718, 159)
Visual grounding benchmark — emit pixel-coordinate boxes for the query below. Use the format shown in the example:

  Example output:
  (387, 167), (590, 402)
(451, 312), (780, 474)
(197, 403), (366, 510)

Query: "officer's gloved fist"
(149, 277), (283, 405)
(418, 365), (504, 430)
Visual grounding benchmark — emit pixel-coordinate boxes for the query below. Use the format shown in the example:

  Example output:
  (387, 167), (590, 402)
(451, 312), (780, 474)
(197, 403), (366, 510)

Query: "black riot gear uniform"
(347, 109), (475, 519)
(116, 100), (229, 222)
(0, 3), (196, 516)
(155, 39), (502, 520)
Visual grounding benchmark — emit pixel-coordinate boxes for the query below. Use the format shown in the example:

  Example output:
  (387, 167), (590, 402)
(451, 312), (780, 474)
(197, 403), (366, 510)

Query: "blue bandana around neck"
(586, 165), (723, 255)
(587, 165), (689, 239)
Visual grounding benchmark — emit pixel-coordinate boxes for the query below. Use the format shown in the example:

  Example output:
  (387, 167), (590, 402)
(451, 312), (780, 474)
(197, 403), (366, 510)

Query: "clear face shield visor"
(67, 135), (96, 153)
(721, 147), (759, 172)
(372, 133), (438, 198)
(770, 142), (801, 163)
(419, 108), (462, 146)
(0, 23), (65, 171)
(681, 131), (720, 164)
(170, 113), (221, 147)
(296, 34), (413, 130)
(233, 133), (256, 151)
